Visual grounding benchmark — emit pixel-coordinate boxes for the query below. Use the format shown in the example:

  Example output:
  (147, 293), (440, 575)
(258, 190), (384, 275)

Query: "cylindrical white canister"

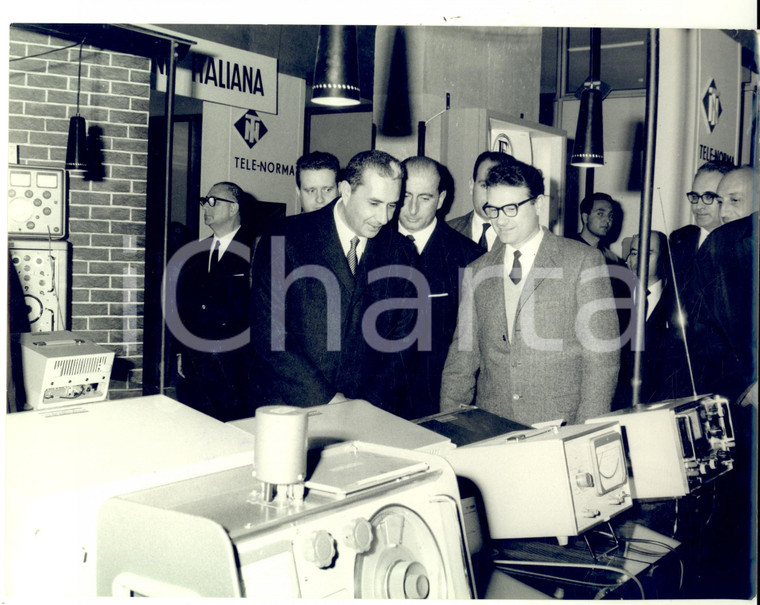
(253, 405), (309, 485)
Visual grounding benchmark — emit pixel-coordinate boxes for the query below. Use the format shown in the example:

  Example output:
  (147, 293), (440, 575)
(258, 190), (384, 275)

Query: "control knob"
(341, 518), (373, 553)
(302, 530), (336, 569)
(575, 472), (594, 489)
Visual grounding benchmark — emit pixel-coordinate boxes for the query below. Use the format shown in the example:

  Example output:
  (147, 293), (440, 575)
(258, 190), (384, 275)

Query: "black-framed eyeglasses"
(686, 191), (720, 205)
(482, 197), (536, 219)
(200, 196), (236, 207)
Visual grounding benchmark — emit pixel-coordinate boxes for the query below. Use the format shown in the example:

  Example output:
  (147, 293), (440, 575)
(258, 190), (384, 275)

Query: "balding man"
(396, 156), (484, 419)
(692, 165), (757, 401)
(174, 181), (256, 421)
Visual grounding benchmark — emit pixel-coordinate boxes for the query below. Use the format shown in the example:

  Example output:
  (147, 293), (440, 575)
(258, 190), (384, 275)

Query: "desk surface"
(492, 521), (681, 599)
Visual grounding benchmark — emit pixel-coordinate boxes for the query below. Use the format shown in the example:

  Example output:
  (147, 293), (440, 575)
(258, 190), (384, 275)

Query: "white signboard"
(200, 71), (305, 236)
(152, 32), (278, 113)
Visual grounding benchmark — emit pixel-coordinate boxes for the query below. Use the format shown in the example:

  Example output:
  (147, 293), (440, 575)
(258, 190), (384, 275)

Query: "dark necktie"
(347, 236), (359, 275)
(478, 223), (490, 250)
(510, 250), (522, 285)
(209, 239), (220, 273)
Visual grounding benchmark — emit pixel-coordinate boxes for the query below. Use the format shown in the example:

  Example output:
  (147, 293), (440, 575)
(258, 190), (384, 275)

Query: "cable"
(494, 564), (622, 590)
(620, 536), (684, 592)
(492, 558), (646, 599)
(656, 187), (697, 397)
(9, 40), (81, 62)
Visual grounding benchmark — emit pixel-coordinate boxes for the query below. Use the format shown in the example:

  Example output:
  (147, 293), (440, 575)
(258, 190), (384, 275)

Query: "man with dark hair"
(570, 192), (621, 264)
(448, 151), (514, 251)
(174, 181), (255, 421)
(441, 159), (619, 426)
(396, 156), (484, 419)
(295, 151), (340, 213)
(250, 150), (420, 413)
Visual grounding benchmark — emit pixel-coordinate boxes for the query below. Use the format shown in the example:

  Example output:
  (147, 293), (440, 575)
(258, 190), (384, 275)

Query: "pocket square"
(428, 292), (449, 298)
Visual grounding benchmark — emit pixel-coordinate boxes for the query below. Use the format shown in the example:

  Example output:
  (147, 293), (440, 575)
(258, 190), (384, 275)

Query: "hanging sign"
(152, 34), (278, 113)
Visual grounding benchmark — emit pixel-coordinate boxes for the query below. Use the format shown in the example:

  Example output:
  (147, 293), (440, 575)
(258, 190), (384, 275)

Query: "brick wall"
(8, 26), (151, 398)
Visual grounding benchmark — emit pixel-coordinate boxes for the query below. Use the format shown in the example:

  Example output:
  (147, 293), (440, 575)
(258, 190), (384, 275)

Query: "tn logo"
(235, 110), (269, 149)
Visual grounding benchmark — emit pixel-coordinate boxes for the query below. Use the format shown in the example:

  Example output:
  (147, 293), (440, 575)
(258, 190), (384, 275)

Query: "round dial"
(354, 505), (446, 599)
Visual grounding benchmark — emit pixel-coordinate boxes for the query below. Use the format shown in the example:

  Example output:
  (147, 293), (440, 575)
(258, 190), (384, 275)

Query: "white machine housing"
(96, 441), (475, 599)
(442, 422), (633, 545)
(586, 394), (735, 499)
(3, 396), (257, 598)
(16, 330), (115, 409)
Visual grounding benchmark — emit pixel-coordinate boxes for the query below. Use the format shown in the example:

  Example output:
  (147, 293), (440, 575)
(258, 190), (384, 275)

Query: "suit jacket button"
(201, 304), (206, 310)
(512, 393), (520, 401)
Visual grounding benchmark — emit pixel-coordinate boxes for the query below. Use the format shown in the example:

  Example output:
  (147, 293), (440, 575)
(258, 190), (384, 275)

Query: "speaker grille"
(53, 355), (111, 377)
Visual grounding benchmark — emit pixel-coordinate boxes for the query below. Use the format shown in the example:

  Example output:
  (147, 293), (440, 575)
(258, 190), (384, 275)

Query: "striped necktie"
(347, 236), (359, 275)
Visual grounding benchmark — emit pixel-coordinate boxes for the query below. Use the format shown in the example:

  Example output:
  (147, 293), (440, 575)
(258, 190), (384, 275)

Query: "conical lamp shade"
(312, 25), (361, 107)
(65, 115), (88, 171)
(571, 88), (604, 167)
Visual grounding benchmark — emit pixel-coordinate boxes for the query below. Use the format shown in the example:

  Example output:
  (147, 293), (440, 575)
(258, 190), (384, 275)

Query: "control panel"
(7, 166), (67, 238)
(8, 239), (69, 332)
(96, 442), (475, 599)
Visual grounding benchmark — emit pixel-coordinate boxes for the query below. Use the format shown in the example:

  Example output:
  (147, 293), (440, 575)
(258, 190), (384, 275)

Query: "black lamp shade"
(571, 87), (604, 167)
(312, 25), (361, 107)
(65, 115), (88, 171)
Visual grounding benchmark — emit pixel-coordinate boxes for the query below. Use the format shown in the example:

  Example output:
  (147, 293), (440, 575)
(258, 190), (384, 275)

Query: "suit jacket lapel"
(516, 229), (556, 315)
(316, 203), (355, 295)
(479, 247), (509, 340)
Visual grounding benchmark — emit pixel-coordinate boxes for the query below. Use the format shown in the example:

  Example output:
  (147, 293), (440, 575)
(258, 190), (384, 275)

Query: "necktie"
(347, 236), (360, 275)
(406, 234), (415, 242)
(209, 239), (220, 273)
(510, 250), (522, 285)
(478, 223), (490, 250)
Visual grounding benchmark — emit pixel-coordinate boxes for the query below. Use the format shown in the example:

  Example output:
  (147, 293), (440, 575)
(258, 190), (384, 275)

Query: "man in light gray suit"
(440, 159), (620, 426)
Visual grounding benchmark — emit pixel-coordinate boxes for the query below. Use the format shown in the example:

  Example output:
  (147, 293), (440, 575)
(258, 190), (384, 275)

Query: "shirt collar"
(399, 218), (437, 254)
(334, 201), (367, 259)
(211, 226), (240, 257)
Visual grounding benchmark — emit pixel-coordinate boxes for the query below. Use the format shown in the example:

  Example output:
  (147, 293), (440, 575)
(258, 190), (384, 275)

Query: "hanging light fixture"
(570, 80), (605, 167)
(571, 28), (608, 168)
(311, 25), (361, 107)
(65, 39), (87, 171)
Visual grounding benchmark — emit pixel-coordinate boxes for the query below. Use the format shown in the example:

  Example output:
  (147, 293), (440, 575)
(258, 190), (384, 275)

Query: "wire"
(9, 40), (81, 62)
(492, 558), (646, 599)
(620, 536), (684, 591)
(656, 186), (697, 397)
(494, 564), (622, 589)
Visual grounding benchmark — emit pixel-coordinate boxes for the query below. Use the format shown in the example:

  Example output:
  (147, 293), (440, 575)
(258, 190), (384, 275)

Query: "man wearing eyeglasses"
(440, 159), (620, 426)
(669, 161), (732, 303)
(174, 181), (256, 421)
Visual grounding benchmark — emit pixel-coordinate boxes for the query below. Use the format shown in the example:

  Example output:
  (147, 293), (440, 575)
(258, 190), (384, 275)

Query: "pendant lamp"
(312, 25), (361, 107)
(65, 40), (87, 171)
(570, 80), (605, 167)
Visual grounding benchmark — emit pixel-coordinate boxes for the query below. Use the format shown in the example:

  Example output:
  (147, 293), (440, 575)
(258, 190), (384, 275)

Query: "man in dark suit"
(250, 150), (420, 414)
(667, 160), (732, 398)
(689, 165), (757, 600)
(173, 181), (255, 421)
(395, 156), (484, 419)
(447, 151), (513, 252)
(692, 165), (757, 402)
(614, 231), (679, 408)
(441, 159), (620, 426)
